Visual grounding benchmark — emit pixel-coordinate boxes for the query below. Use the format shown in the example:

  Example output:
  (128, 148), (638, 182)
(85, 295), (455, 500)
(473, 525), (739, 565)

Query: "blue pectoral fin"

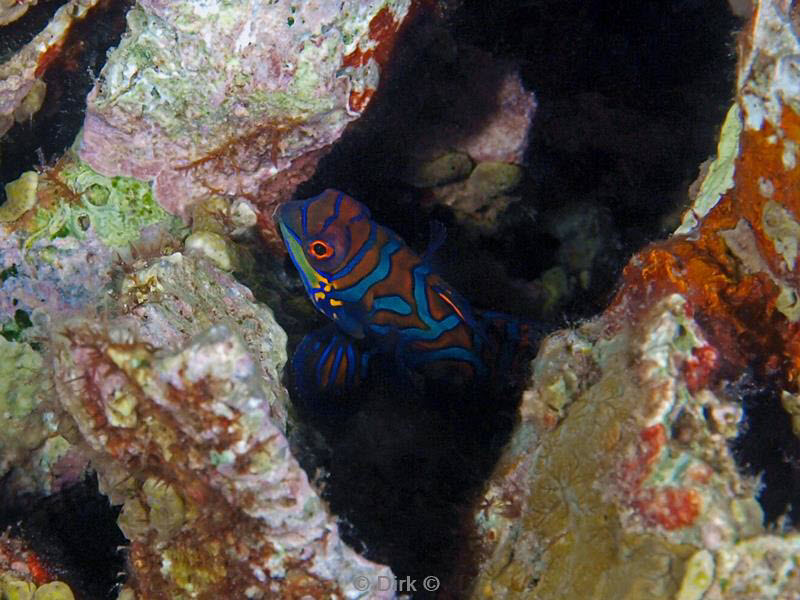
(331, 308), (366, 339)
(289, 324), (370, 407)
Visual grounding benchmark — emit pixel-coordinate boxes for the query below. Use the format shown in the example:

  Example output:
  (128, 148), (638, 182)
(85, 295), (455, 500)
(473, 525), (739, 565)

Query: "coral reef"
(424, 161), (525, 234)
(0, 151), (185, 321)
(392, 43), (536, 234)
(78, 0), (416, 234)
(112, 251), (291, 430)
(5, 0), (800, 598)
(466, 0), (800, 597)
(0, 151), (180, 498)
(0, 335), (82, 497)
(468, 296), (765, 597)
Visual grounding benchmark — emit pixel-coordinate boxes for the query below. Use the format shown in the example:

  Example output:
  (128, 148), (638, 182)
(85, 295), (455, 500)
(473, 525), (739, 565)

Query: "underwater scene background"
(1, 0), (799, 598)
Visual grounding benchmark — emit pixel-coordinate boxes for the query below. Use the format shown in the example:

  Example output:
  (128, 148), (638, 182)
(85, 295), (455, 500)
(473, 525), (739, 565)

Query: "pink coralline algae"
(78, 0), (415, 234)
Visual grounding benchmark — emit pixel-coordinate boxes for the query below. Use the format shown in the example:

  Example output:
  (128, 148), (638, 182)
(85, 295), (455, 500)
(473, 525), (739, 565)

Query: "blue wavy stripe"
(334, 236), (402, 301)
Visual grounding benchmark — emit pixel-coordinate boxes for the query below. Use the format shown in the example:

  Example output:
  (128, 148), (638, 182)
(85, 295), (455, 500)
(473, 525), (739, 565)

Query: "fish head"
(276, 189), (372, 314)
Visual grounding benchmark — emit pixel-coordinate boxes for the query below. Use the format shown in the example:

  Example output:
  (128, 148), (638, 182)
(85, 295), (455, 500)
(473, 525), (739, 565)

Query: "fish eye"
(309, 239), (334, 260)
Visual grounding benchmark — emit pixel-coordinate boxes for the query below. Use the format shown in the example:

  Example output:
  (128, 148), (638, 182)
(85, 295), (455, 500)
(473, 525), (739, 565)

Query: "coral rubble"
(0, 142), (394, 594)
(466, 0), (800, 597)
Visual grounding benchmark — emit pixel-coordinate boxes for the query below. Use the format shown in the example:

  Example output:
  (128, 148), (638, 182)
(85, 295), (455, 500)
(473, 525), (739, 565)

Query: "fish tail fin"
(474, 311), (552, 386)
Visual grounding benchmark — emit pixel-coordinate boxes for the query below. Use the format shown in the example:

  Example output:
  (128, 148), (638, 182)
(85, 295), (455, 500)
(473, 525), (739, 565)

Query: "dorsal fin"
(430, 282), (490, 344)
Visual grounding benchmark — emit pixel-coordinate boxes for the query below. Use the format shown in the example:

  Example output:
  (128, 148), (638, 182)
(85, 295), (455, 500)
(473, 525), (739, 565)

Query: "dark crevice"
(731, 376), (800, 525)
(289, 1), (744, 596)
(0, 475), (127, 600)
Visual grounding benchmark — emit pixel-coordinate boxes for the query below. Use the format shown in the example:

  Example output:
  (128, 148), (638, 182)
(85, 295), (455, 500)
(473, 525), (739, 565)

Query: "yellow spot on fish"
(314, 292), (325, 301)
(324, 284), (332, 292)
(330, 299), (343, 307)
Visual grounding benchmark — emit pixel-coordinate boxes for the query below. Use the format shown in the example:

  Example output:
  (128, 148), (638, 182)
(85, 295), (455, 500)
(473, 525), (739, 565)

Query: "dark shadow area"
(288, 363), (528, 599)
(731, 375), (800, 525)
(0, 475), (127, 600)
(285, 1), (744, 597)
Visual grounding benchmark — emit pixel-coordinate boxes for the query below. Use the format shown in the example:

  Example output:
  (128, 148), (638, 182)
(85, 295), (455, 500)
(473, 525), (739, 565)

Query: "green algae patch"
(58, 160), (184, 248)
(0, 171), (38, 223)
(21, 155), (185, 250)
(0, 336), (43, 420)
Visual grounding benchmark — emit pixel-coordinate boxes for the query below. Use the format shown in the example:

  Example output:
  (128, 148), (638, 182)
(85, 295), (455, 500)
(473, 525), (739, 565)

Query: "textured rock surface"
(466, 0), (800, 597)
(400, 45), (536, 167)
(0, 153), (171, 498)
(426, 161), (524, 234)
(0, 0), (40, 27)
(396, 43), (536, 234)
(468, 296), (765, 598)
(0, 336), (82, 497)
(79, 0), (414, 229)
(52, 321), (392, 599)
(112, 252), (291, 430)
(0, 153), (182, 322)
(454, 67), (536, 165)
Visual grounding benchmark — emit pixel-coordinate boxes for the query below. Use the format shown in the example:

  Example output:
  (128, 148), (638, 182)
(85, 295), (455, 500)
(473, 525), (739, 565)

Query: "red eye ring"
(309, 239), (334, 260)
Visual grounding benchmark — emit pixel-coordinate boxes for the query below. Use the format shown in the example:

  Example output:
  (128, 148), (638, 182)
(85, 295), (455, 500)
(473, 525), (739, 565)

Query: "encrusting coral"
(1, 0), (422, 593)
(465, 0), (800, 597)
